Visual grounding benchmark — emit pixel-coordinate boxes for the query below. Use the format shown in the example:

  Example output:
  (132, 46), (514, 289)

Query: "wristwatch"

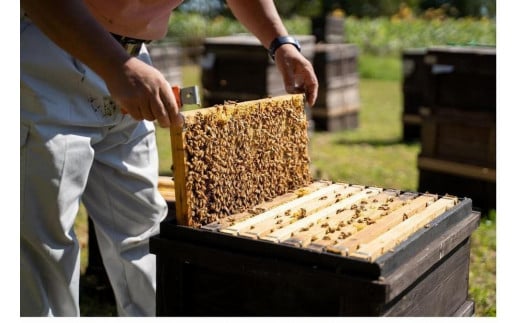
(268, 36), (301, 60)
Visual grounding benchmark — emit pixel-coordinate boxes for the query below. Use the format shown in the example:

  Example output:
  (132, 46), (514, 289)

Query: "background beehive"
(312, 43), (361, 131)
(171, 94), (312, 227)
(416, 46), (496, 212)
(311, 15), (346, 44)
(201, 34), (316, 107)
(401, 48), (428, 141)
(148, 42), (183, 87)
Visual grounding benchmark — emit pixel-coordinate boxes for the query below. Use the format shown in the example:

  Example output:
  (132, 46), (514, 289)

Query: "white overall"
(20, 16), (167, 316)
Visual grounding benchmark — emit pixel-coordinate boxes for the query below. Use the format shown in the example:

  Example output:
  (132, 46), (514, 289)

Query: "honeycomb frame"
(171, 94), (312, 227)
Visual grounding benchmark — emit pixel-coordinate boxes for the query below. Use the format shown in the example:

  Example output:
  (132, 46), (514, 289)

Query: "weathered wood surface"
(262, 187), (382, 243)
(199, 180), (465, 263)
(201, 180), (331, 232)
(151, 208), (479, 316)
(158, 176), (175, 201)
(220, 183), (359, 236)
(301, 190), (403, 251)
(350, 195), (457, 261)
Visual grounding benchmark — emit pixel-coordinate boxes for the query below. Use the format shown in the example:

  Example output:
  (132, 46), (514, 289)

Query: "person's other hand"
(274, 44), (318, 107)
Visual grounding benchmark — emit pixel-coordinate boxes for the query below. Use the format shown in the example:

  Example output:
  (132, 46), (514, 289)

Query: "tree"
(177, 0), (227, 18)
(420, 0), (496, 17)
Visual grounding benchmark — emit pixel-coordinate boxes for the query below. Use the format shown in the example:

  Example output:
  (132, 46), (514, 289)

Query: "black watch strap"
(268, 36), (301, 60)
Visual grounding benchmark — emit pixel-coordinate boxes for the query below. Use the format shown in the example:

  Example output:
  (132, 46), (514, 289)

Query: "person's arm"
(21, 0), (180, 128)
(226, 0), (318, 106)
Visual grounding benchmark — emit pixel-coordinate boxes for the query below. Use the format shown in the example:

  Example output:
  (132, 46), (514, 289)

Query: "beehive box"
(401, 46), (495, 141)
(148, 42), (183, 87)
(201, 34), (315, 107)
(312, 43), (360, 131)
(151, 181), (479, 316)
(401, 48), (428, 141)
(151, 94), (479, 316)
(416, 46), (496, 212)
(418, 108), (496, 212)
(422, 45), (496, 112)
(311, 15), (346, 44)
(419, 108), (496, 170)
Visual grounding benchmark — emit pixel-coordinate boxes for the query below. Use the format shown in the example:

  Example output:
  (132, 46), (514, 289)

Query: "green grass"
(469, 211), (496, 316)
(309, 79), (419, 190)
(77, 62), (496, 317)
(358, 54), (403, 81)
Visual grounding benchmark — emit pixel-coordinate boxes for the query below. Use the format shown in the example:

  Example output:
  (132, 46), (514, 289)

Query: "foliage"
(273, 0), (322, 18)
(345, 16), (496, 57)
(177, 0), (227, 18)
(419, 0), (496, 17)
(175, 0), (495, 18)
(166, 11), (495, 60)
(166, 11), (312, 47)
(166, 11), (246, 47)
(469, 210), (496, 316)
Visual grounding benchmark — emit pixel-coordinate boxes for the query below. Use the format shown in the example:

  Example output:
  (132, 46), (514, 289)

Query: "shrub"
(165, 12), (495, 58)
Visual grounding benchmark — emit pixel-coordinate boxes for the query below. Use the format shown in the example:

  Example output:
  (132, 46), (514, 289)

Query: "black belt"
(111, 33), (151, 56)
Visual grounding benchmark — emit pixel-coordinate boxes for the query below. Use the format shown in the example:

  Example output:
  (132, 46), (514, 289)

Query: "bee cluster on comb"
(171, 94), (312, 227)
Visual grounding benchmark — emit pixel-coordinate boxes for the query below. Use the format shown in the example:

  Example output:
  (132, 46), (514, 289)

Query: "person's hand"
(104, 57), (183, 128)
(274, 44), (318, 107)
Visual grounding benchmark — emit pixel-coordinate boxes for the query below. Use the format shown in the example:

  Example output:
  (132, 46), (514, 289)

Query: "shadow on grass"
(331, 137), (420, 147)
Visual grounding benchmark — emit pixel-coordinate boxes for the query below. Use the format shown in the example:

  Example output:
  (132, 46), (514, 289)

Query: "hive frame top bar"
(157, 193), (476, 278)
(194, 179), (468, 262)
(175, 94), (306, 122)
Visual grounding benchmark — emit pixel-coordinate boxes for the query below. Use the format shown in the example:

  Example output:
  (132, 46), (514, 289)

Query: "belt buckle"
(124, 42), (142, 56)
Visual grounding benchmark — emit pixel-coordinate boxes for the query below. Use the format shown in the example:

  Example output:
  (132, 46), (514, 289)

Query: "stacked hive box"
(401, 48), (428, 141)
(312, 43), (360, 131)
(153, 184), (478, 316)
(311, 15), (346, 44)
(417, 46), (496, 213)
(147, 42), (183, 87)
(309, 12), (361, 132)
(150, 94), (479, 316)
(201, 34), (315, 107)
(200, 34), (315, 135)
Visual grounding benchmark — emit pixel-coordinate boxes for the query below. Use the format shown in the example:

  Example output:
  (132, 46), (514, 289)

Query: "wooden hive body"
(151, 181), (478, 316)
(201, 35), (315, 107)
(417, 46), (496, 212)
(153, 94), (480, 316)
(312, 43), (361, 131)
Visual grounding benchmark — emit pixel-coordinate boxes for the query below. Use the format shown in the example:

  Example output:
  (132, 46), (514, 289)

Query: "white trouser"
(20, 16), (167, 316)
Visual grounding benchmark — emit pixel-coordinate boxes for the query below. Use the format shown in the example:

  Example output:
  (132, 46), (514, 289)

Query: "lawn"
(77, 63), (496, 316)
